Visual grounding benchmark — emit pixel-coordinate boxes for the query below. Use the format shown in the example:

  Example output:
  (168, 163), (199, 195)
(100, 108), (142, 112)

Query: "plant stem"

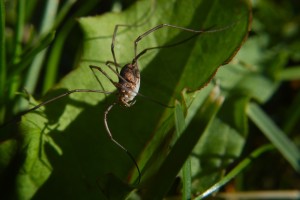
(0, 0), (6, 123)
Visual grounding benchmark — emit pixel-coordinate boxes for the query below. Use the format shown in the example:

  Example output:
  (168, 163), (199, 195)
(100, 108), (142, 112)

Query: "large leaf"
(2, 0), (250, 199)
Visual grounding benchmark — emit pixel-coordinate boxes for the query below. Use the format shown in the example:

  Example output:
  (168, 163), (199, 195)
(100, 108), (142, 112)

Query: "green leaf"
(6, 0), (250, 199)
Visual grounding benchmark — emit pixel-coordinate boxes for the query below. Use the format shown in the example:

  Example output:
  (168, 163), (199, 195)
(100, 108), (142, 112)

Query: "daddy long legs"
(1, 22), (237, 186)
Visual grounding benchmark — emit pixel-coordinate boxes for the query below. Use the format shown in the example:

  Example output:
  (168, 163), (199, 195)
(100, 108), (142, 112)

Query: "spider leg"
(90, 63), (131, 87)
(104, 102), (141, 185)
(106, 60), (121, 68)
(0, 89), (112, 128)
(24, 89), (112, 115)
(133, 23), (237, 62)
(89, 65), (119, 88)
(89, 65), (108, 92)
(110, 0), (156, 74)
(111, 24), (133, 74)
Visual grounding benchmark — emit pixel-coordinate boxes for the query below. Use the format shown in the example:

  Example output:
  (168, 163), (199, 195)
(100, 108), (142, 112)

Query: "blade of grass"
(174, 101), (191, 200)
(42, 0), (100, 93)
(54, 0), (77, 29)
(23, 0), (59, 92)
(217, 190), (300, 199)
(143, 86), (225, 199)
(182, 158), (192, 199)
(195, 144), (275, 199)
(277, 66), (300, 81)
(12, 0), (25, 64)
(0, 0), (6, 123)
(8, 0), (26, 108)
(19, 0), (59, 111)
(9, 32), (56, 78)
(247, 102), (300, 172)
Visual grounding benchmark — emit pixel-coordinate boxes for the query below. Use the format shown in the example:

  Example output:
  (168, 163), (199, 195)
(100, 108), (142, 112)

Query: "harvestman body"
(2, 22), (236, 185)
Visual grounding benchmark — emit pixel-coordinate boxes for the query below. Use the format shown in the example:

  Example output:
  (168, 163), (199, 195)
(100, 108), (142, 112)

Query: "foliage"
(0, 0), (299, 199)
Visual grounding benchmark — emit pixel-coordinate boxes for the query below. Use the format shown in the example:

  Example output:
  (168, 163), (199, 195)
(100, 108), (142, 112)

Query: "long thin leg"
(89, 63), (126, 104)
(23, 89), (112, 115)
(110, 0), (156, 73)
(133, 22), (237, 61)
(133, 31), (200, 62)
(135, 92), (174, 108)
(111, 24), (125, 74)
(1, 89), (113, 128)
(104, 62), (128, 83)
(111, 24), (146, 72)
(111, 24), (142, 73)
(106, 60), (121, 68)
(90, 64), (129, 87)
(104, 102), (141, 185)
(89, 66), (108, 91)
(90, 65), (118, 88)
